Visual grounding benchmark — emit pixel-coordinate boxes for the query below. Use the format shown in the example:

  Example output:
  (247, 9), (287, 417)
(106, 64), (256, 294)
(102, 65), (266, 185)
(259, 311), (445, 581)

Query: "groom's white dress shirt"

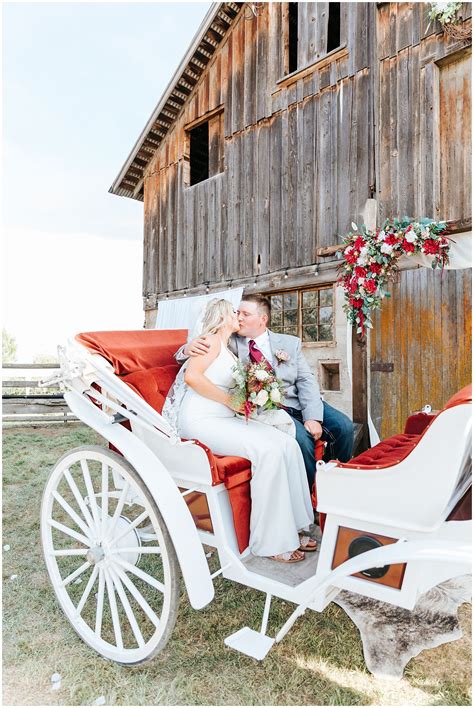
(245, 330), (275, 367)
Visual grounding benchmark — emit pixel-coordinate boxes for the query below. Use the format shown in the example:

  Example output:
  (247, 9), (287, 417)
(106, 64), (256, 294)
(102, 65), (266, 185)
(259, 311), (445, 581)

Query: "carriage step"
(224, 627), (275, 660)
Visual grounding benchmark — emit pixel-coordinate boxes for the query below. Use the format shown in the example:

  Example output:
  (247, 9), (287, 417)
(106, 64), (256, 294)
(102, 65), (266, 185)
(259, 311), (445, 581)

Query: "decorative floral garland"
(337, 217), (451, 336)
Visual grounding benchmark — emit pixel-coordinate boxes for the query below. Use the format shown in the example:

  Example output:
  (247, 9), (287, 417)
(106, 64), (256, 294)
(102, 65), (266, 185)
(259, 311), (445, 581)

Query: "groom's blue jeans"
(286, 402), (354, 489)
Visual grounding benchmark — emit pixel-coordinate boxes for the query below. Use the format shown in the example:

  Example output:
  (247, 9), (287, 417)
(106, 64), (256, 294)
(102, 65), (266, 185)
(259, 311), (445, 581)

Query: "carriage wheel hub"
(86, 546), (105, 565)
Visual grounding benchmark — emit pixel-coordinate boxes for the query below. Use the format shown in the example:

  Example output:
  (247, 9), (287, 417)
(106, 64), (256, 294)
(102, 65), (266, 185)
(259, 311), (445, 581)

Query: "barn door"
(370, 267), (472, 439)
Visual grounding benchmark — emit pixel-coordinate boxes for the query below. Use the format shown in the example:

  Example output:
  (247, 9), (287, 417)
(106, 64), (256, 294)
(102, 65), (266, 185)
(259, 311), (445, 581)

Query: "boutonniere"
(275, 349), (290, 364)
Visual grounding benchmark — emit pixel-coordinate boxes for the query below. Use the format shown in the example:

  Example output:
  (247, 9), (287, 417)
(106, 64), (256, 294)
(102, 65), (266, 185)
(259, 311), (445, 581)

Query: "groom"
(175, 293), (354, 490)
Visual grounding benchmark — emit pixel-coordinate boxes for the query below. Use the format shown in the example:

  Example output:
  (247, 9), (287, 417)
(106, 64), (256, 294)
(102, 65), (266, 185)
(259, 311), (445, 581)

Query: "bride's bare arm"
(184, 336), (233, 408)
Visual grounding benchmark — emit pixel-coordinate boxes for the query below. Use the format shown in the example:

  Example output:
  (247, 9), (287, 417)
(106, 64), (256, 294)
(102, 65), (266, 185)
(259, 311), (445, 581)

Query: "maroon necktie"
(248, 340), (274, 373)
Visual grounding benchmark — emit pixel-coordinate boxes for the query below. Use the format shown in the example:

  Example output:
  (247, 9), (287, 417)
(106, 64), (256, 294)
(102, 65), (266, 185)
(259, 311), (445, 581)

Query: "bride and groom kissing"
(163, 293), (353, 564)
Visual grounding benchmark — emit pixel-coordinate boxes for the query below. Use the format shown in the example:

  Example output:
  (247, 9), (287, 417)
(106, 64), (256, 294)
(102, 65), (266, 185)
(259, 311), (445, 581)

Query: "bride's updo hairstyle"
(200, 298), (234, 336)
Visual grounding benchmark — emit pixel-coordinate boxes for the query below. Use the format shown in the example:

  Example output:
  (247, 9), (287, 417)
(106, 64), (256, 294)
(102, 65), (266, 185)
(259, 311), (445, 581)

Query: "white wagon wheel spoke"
(52, 490), (93, 539)
(106, 481), (130, 541)
(62, 561), (92, 587)
(104, 567), (123, 650)
(52, 549), (88, 557)
(108, 566), (145, 649)
(75, 565), (99, 616)
(113, 510), (149, 545)
(101, 463), (109, 539)
(64, 468), (97, 533)
(113, 566), (162, 628)
(48, 519), (90, 547)
(80, 459), (101, 531)
(108, 547), (162, 555)
(112, 557), (166, 594)
(95, 569), (106, 638)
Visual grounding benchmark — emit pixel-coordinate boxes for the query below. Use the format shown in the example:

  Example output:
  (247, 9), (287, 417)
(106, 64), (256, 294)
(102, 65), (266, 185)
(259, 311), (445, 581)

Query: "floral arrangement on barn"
(337, 217), (451, 336)
(427, 2), (471, 40)
(231, 360), (286, 419)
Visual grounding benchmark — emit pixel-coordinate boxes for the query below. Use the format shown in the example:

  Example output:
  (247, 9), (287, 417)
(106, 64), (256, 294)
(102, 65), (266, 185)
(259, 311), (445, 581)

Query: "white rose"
(377, 230), (386, 241)
(255, 390), (269, 406)
(356, 256), (367, 265)
(270, 389), (281, 403)
(422, 228), (430, 238)
(255, 369), (270, 381)
(358, 277), (365, 285)
(381, 242), (394, 254)
(405, 230), (417, 243)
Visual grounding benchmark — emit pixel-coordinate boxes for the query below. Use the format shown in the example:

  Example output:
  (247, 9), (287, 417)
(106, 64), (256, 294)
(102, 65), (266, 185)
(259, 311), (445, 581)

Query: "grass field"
(2, 424), (472, 706)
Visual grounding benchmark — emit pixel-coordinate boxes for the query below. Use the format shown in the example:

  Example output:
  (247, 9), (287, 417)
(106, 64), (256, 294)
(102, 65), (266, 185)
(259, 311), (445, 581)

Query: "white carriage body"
(41, 330), (472, 665)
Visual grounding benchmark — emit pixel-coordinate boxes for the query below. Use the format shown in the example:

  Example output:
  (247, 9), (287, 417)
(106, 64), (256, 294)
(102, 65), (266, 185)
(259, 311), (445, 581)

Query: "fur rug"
(335, 575), (472, 679)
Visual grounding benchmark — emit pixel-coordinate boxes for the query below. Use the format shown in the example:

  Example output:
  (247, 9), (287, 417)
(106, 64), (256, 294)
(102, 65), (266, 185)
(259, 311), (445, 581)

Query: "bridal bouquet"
(231, 361), (286, 420)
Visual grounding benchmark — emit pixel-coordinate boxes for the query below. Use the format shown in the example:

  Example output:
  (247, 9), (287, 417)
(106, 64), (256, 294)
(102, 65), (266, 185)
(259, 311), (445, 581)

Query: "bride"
(163, 298), (315, 563)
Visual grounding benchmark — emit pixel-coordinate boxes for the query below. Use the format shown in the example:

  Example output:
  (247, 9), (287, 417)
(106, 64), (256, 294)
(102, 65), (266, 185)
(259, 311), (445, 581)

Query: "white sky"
(2, 1), (212, 360)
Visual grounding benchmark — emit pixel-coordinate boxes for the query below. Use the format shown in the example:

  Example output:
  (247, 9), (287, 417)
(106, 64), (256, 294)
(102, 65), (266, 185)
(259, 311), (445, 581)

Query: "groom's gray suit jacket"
(175, 330), (324, 423)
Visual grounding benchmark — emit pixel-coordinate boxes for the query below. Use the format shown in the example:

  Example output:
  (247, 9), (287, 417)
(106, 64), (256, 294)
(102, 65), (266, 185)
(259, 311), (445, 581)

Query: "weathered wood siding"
(143, 1), (375, 298)
(370, 266), (472, 439)
(376, 2), (472, 224)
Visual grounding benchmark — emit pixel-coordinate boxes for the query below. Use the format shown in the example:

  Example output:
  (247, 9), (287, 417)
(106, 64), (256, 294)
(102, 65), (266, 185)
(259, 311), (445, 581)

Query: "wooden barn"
(110, 1), (472, 443)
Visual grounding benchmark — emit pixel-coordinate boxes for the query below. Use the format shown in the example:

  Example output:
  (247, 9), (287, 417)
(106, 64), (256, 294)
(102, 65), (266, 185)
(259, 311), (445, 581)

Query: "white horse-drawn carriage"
(40, 329), (472, 666)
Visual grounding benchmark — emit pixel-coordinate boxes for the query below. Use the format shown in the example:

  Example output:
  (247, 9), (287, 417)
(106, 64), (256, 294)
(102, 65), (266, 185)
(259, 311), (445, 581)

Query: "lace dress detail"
(162, 360), (189, 433)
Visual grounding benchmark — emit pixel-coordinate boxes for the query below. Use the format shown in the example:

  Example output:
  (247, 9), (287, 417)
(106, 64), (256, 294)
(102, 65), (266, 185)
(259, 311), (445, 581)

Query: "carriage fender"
(64, 390), (215, 610)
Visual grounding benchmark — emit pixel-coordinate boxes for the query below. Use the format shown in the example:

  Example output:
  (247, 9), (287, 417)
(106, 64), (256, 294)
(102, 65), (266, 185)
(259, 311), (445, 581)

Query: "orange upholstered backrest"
(75, 330), (188, 376)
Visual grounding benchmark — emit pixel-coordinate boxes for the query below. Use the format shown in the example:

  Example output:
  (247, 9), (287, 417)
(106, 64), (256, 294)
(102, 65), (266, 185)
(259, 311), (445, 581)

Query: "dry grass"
(2, 424), (472, 706)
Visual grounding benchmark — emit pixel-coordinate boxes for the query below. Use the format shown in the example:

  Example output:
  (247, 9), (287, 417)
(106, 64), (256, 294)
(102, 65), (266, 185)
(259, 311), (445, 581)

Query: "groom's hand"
(304, 419), (323, 440)
(184, 336), (211, 357)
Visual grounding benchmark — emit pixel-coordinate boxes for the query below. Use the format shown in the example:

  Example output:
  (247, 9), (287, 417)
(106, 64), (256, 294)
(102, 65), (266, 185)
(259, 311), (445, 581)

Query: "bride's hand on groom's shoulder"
(184, 336), (211, 357)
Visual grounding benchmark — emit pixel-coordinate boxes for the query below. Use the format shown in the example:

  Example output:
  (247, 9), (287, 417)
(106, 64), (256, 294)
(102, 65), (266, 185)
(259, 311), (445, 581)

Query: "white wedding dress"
(170, 342), (313, 557)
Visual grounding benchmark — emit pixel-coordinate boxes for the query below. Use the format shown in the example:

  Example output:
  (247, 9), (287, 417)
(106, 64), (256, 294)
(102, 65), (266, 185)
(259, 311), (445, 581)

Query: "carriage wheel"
(41, 446), (180, 664)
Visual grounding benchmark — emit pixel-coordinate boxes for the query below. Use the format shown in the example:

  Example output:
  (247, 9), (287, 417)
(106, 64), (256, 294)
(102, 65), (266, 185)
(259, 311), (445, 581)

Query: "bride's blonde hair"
(200, 298), (234, 336)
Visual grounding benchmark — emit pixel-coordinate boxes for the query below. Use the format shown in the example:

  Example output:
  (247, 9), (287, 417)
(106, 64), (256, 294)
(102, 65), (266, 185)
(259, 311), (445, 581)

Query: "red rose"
(354, 266), (367, 278)
(350, 297), (364, 308)
(370, 263), (382, 274)
(423, 239), (440, 255)
(364, 279), (377, 294)
(402, 239), (415, 253)
(345, 249), (359, 264)
(354, 236), (365, 250)
(385, 234), (398, 246)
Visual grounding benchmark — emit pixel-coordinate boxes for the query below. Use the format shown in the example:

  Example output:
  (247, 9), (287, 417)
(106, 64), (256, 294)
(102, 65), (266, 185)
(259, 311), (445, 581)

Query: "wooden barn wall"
(370, 267), (472, 439)
(142, 1), (375, 299)
(376, 2), (472, 225)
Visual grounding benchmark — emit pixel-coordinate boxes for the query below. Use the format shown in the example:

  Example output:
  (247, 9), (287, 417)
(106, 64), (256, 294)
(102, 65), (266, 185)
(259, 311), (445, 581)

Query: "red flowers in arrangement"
(338, 217), (451, 336)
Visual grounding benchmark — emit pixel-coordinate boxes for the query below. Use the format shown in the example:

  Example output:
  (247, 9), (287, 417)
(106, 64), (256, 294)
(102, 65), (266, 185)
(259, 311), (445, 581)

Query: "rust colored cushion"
(337, 433), (421, 470)
(76, 330), (188, 375)
(403, 412), (437, 435)
(122, 365), (181, 414)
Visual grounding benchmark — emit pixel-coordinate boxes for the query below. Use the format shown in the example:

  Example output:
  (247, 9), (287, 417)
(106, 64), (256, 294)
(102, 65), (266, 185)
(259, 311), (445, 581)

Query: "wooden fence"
(2, 364), (77, 425)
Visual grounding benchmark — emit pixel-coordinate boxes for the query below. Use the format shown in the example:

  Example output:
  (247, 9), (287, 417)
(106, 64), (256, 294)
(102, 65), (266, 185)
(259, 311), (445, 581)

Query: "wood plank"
(314, 2), (328, 60)
(287, 105), (298, 268)
(232, 15), (245, 134)
(396, 1), (412, 52)
(222, 37), (232, 138)
(256, 122), (270, 274)
(269, 114), (282, 271)
(2, 364), (59, 369)
(267, 2), (279, 116)
(317, 90), (332, 249)
(377, 1), (391, 60)
(280, 109), (289, 271)
(243, 6), (257, 128)
(256, 3), (269, 121)
(243, 128), (255, 278)
(220, 146), (229, 282)
(207, 175), (216, 282)
(396, 48), (412, 216)
(176, 161), (186, 290)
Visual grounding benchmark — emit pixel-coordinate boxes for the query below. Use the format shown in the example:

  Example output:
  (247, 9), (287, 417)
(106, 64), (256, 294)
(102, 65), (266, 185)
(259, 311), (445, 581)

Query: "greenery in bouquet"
(337, 217), (450, 336)
(231, 360), (286, 420)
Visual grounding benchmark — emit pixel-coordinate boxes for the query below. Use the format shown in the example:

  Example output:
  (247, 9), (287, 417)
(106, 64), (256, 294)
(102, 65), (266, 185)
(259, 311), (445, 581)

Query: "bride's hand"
(225, 396), (247, 414)
(184, 336), (211, 357)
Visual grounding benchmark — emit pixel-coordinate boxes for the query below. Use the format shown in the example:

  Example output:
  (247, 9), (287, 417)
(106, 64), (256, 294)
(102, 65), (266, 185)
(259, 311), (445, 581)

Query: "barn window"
(189, 122), (209, 185)
(284, 2), (343, 76)
(269, 286), (334, 344)
(288, 2), (298, 74)
(327, 3), (341, 54)
(186, 109), (224, 187)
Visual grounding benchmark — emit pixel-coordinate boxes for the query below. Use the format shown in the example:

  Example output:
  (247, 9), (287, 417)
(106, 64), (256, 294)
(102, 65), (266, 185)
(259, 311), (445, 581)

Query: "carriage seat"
(317, 384), (472, 532)
(75, 330), (252, 552)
